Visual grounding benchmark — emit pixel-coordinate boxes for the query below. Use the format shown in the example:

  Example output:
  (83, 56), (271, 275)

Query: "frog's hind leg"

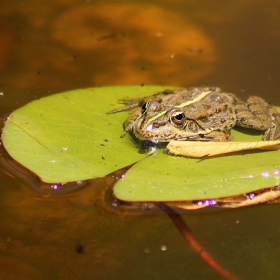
(235, 96), (280, 140)
(263, 110), (280, 140)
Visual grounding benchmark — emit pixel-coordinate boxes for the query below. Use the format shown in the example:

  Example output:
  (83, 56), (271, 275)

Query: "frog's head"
(132, 105), (211, 143)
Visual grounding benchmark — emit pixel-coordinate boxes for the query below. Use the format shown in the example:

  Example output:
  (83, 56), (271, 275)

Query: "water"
(1, 0), (280, 279)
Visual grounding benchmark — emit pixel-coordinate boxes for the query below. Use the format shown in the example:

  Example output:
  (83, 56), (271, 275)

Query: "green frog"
(108, 87), (280, 144)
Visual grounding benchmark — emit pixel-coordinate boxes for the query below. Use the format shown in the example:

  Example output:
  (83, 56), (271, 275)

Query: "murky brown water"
(1, 0), (280, 279)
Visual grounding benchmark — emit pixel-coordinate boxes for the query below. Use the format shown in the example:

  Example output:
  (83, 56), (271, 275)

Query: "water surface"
(1, 0), (280, 279)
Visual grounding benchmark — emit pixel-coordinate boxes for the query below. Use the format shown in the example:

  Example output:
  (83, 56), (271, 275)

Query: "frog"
(108, 87), (280, 144)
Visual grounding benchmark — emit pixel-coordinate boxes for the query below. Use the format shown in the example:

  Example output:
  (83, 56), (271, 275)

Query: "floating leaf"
(166, 140), (280, 158)
(2, 86), (175, 183)
(113, 145), (280, 202)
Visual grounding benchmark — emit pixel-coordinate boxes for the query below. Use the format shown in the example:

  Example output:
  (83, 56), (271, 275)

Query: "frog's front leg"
(263, 111), (280, 140)
(121, 107), (141, 137)
(199, 130), (233, 142)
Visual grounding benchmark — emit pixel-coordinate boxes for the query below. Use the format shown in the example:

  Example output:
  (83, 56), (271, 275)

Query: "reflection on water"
(51, 3), (216, 85)
(1, 0), (280, 279)
(0, 151), (88, 196)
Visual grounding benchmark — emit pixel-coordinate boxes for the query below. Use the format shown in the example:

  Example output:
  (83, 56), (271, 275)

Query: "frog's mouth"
(141, 140), (157, 149)
(139, 139), (169, 152)
(132, 122), (171, 143)
(129, 130), (168, 150)
(131, 126), (202, 144)
(130, 132), (158, 148)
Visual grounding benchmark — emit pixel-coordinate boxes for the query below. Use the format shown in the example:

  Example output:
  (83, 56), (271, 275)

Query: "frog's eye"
(170, 110), (186, 126)
(141, 102), (149, 115)
(141, 101), (161, 115)
(148, 101), (161, 112)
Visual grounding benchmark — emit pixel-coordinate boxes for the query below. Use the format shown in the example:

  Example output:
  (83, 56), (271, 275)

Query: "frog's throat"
(146, 90), (213, 125)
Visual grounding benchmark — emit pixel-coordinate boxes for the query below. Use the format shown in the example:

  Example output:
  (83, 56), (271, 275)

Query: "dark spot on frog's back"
(188, 104), (196, 110)
(202, 104), (211, 110)
(209, 94), (223, 103)
(162, 90), (175, 95)
(200, 117), (208, 123)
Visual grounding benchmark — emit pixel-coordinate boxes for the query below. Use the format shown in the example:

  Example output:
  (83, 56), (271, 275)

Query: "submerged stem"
(156, 203), (237, 280)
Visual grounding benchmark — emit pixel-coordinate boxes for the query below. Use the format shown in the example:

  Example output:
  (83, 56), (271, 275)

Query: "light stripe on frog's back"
(146, 90), (213, 124)
(174, 90), (212, 108)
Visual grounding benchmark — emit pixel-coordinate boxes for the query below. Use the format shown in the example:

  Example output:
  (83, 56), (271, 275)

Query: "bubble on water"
(244, 192), (256, 200)
(76, 180), (84, 186)
(160, 245), (167, 251)
(144, 203), (153, 210)
(111, 201), (118, 208)
(144, 248), (150, 253)
(194, 201), (203, 206)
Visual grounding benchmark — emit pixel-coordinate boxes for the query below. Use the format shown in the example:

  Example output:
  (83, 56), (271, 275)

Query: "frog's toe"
(263, 125), (280, 141)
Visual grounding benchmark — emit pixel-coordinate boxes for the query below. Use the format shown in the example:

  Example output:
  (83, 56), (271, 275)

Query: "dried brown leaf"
(166, 140), (280, 158)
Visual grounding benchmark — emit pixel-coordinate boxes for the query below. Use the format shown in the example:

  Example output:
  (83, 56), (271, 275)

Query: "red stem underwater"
(156, 203), (237, 280)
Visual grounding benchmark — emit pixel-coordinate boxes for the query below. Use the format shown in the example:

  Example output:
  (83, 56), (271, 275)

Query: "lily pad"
(113, 146), (280, 201)
(113, 121), (280, 201)
(2, 86), (175, 183)
(2, 86), (280, 202)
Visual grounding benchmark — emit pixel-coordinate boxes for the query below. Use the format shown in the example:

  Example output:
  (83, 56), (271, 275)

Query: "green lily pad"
(2, 86), (280, 202)
(113, 145), (280, 201)
(112, 106), (280, 201)
(2, 86), (174, 183)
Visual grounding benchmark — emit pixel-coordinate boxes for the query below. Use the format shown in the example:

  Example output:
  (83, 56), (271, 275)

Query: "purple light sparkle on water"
(195, 199), (216, 206)
(51, 184), (59, 190)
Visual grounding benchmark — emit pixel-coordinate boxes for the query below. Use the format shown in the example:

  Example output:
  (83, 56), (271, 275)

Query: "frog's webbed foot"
(120, 130), (128, 138)
(107, 102), (139, 114)
(107, 91), (173, 114)
(263, 112), (280, 141)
